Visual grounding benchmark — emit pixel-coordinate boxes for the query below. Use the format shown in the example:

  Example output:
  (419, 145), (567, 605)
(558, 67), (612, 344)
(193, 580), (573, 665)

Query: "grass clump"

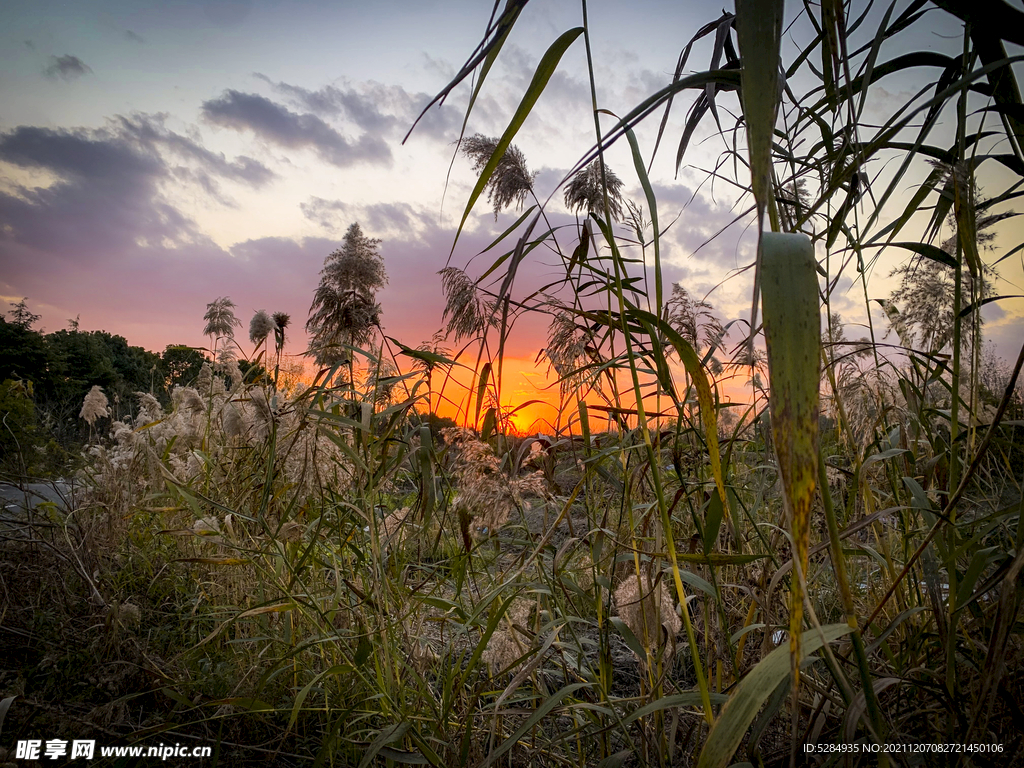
(4, 1), (1024, 766)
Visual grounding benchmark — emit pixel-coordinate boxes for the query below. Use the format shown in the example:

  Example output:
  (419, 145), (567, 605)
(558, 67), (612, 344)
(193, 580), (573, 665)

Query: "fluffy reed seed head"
(614, 575), (681, 659)
(134, 392), (164, 424)
(482, 600), (534, 673)
(272, 312), (291, 331)
(80, 385), (110, 426)
(215, 351), (243, 388)
(221, 401), (244, 439)
(203, 296), (241, 339)
(249, 309), (277, 345)
(272, 311), (291, 351)
(461, 134), (535, 219)
(442, 428), (546, 538)
(666, 283), (725, 354)
(564, 158), (625, 221)
(439, 266), (496, 342)
(172, 386), (205, 412)
(306, 223), (387, 363)
(197, 362), (214, 395)
(544, 308), (594, 395)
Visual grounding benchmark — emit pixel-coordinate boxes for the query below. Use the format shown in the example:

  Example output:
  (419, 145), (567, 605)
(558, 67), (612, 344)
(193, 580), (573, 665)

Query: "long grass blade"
(735, 0), (784, 222)
(759, 233), (820, 693)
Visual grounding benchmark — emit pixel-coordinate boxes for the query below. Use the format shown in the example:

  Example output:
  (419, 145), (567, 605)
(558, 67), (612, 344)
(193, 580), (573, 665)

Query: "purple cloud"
(253, 74), (465, 143)
(0, 117), (276, 258)
(116, 113), (275, 189)
(201, 90), (392, 167)
(300, 197), (350, 232)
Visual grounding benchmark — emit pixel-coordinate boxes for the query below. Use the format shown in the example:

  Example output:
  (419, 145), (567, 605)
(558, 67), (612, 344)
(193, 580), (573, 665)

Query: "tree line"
(0, 299), (251, 476)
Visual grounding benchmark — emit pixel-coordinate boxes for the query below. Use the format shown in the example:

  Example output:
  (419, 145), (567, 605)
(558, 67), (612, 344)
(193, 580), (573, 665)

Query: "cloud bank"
(201, 90), (392, 167)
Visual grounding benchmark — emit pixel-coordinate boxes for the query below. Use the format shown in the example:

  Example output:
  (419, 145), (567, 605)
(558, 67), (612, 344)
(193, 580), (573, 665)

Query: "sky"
(2, 0), (1022, 430)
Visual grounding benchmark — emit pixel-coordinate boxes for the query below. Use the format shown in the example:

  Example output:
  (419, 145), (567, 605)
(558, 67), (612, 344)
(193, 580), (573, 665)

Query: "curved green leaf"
(630, 307), (730, 517)
(480, 682), (591, 767)
(621, 691), (729, 726)
(760, 232), (820, 687)
(288, 664), (352, 730)
(359, 721), (411, 768)
(696, 623), (853, 768)
(735, 0), (784, 219)
(958, 294), (1024, 318)
(454, 27), (584, 251)
(388, 337), (458, 369)
(405, 1), (527, 142)
(889, 241), (958, 268)
(625, 127), (662, 309)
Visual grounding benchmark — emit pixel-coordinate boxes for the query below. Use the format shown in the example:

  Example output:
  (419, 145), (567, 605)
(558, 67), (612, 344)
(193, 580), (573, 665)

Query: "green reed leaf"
(622, 692), (729, 726)
(453, 27), (583, 251)
(760, 232), (820, 690)
(289, 664), (352, 730)
(889, 241), (958, 268)
(359, 721), (411, 768)
(735, 0), (783, 221)
(481, 682), (591, 767)
(632, 308), (730, 517)
(405, 1), (527, 142)
(697, 623), (853, 768)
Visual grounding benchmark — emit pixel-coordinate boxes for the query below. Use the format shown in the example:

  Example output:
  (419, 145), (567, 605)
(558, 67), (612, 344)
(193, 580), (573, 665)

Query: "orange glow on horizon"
(278, 349), (758, 436)
(416, 353), (759, 437)
(424, 354), (564, 434)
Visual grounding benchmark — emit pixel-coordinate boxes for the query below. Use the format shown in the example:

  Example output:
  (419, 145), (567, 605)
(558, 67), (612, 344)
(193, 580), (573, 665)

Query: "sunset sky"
(2, 0), (1022, 430)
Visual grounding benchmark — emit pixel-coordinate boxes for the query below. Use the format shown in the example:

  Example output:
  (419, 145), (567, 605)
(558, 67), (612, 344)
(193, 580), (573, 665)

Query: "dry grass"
(4, 2), (1024, 765)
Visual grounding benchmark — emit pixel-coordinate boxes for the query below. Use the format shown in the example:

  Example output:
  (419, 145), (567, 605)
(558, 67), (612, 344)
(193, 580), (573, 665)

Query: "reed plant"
(4, 0), (1023, 766)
